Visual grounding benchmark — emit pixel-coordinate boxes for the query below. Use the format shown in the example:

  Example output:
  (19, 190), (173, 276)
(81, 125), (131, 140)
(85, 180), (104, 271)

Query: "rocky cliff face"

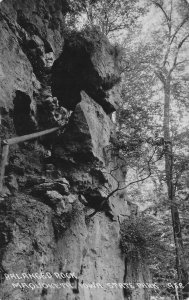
(0, 1), (151, 299)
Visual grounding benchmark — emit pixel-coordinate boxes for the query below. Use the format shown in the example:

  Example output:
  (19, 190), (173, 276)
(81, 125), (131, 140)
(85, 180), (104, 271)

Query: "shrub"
(120, 215), (166, 261)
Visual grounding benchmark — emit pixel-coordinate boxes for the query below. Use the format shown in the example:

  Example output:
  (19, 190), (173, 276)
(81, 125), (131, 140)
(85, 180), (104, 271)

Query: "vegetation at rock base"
(120, 216), (166, 260)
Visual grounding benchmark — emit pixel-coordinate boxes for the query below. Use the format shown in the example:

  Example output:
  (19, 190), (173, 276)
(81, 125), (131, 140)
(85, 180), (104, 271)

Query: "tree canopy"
(66, 0), (146, 38)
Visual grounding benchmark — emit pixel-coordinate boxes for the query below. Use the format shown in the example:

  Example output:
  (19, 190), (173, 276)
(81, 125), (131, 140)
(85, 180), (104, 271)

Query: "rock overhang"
(51, 28), (122, 114)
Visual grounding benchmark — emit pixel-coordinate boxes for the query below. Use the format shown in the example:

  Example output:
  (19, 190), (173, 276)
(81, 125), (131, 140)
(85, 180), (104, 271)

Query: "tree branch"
(170, 15), (189, 45)
(153, 1), (171, 33)
(155, 69), (166, 84)
(175, 59), (189, 66)
(169, 33), (189, 74)
(88, 146), (158, 218)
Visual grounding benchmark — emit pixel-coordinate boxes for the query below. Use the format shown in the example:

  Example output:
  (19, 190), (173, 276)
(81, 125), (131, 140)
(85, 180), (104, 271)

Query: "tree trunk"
(163, 77), (188, 299)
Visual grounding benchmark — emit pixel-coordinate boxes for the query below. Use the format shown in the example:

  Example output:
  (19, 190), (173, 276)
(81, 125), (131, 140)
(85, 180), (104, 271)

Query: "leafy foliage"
(120, 216), (167, 261)
(120, 213), (179, 299)
(65, 0), (146, 38)
(109, 0), (189, 296)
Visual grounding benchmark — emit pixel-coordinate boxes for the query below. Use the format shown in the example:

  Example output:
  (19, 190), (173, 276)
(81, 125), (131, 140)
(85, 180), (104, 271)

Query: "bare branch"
(88, 146), (159, 219)
(157, 2), (189, 67)
(155, 69), (166, 84)
(175, 59), (189, 66)
(169, 0), (173, 26)
(170, 15), (189, 45)
(153, 1), (171, 33)
(169, 33), (189, 74)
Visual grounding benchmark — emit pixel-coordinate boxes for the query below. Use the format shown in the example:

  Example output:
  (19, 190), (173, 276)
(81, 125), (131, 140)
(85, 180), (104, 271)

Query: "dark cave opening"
(51, 34), (116, 114)
(13, 91), (36, 135)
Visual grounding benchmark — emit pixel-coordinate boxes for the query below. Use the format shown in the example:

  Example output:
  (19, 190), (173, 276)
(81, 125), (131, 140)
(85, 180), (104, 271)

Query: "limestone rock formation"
(53, 91), (127, 216)
(0, 1), (151, 300)
(0, 0), (69, 131)
(51, 28), (122, 113)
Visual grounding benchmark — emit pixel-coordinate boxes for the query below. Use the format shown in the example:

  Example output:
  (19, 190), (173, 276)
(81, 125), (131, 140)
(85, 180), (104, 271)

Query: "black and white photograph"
(0, 0), (189, 299)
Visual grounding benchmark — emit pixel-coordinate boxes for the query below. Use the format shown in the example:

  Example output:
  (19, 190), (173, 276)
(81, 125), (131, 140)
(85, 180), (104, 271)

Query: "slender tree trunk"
(163, 77), (188, 299)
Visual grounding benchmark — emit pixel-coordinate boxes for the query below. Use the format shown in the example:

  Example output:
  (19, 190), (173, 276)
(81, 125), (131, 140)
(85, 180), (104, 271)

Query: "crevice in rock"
(123, 257), (132, 299)
(52, 210), (73, 242)
(70, 277), (79, 294)
(13, 91), (37, 135)
(41, 287), (48, 298)
(83, 192), (106, 210)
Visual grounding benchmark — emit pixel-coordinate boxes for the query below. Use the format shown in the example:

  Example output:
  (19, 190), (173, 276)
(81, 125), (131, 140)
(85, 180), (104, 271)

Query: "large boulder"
(52, 28), (122, 113)
(54, 91), (113, 163)
(53, 91), (127, 217)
